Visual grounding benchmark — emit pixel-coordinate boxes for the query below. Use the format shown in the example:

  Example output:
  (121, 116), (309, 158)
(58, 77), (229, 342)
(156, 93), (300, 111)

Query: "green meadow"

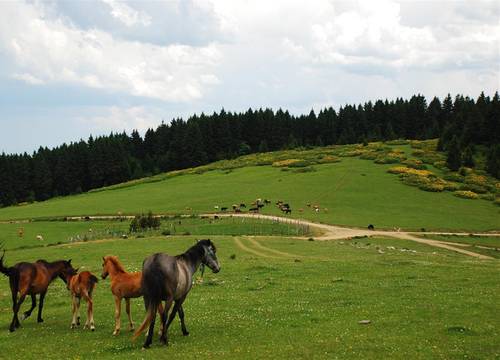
(0, 235), (498, 359)
(0, 146), (498, 232)
(0, 142), (498, 359)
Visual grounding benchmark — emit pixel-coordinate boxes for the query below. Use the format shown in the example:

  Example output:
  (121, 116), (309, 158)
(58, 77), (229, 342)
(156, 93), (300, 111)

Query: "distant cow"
(234, 208), (242, 213)
(264, 199), (271, 204)
(368, 224), (375, 230)
(257, 204), (264, 209)
(283, 208), (292, 215)
(239, 203), (246, 208)
(249, 207), (259, 213)
(36, 235), (44, 241)
(221, 207), (228, 212)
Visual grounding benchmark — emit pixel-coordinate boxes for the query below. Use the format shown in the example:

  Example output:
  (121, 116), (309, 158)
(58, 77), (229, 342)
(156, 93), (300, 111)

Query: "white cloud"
(0, 1), (221, 102)
(79, 106), (163, 134)
(11, 73), (44, 85)
(101, 0), (152, 27)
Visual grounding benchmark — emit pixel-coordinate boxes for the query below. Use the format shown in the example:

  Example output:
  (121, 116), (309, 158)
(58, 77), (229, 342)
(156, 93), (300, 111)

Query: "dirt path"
(215, 213), (498, 260)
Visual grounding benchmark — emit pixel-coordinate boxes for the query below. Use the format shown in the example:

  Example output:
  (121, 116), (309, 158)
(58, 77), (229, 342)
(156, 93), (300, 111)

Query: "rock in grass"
(358, 320), (371, 325)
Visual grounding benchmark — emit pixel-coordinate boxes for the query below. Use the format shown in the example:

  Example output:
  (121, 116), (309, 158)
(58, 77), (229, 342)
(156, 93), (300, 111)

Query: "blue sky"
(0, 0), (498, 154)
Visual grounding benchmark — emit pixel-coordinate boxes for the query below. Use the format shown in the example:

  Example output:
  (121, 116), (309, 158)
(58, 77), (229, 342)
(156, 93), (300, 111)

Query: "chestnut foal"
(63, 268), (98, 331)
(101, 255), (164, 335)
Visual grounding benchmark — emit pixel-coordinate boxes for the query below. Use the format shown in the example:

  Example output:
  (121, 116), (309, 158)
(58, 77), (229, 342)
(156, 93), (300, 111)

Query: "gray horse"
(133, 239), (220, 348)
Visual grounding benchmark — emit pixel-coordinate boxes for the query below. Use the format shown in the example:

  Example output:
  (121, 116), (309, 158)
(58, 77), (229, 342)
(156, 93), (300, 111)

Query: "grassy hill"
(0, 141), (498, 231)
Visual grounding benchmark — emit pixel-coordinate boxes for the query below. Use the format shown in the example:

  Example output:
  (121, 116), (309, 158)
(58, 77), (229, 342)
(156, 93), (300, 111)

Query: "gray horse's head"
(198, 239), (220, 273)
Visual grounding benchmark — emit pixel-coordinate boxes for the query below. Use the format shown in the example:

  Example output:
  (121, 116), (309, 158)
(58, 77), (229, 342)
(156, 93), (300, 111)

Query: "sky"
(0, 0), (498, 154)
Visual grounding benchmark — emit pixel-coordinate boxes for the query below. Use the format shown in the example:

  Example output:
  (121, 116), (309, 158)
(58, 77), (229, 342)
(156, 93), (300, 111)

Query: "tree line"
(0, 92), (498, 207)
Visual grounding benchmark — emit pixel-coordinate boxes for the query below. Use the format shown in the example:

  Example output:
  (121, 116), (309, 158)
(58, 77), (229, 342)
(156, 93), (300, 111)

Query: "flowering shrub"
(453, 190), (479, 199)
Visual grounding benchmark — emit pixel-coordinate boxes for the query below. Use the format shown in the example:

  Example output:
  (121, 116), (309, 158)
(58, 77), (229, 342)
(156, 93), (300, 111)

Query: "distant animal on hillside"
(18, 228), (24, 238)
(214, 206), (219, 210)
(221, 207), (228, 212)
(63, 268), (98, 331)
(133, 239), (220, 349)
(0, 247), (75, 332)
(257, 204), (264, 209)
(36, 235), (44, 241)
(368, 224), (375, 230)
(239, 203), (246, 208)
(264, 199), (271, 204)
(249, 207), (259, 213)
(234, 208), (242, 213)
(283, 208), (292, 215)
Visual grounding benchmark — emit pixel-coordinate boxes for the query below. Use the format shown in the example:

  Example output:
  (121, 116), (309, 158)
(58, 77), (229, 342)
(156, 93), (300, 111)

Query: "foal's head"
(57, 260), (77, 285)
(198, 239), (220, 273)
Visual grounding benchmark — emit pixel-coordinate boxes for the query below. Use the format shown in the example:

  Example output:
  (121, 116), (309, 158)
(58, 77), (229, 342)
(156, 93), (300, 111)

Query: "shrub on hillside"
(443, 173), (465, 183)
(359, 152), (379, 160)
(338, 149), (365, 157)
(317, 155), (341, 164)
(130, 211), (161, 232)
(272, 159), (310, 168)
(374, 152), (406, 164)
(387, 167), (433, 177)
(402, 158), (427, 170)
(459, 183), (488, 194)
(419, 182), (444, 192)
(453, 190), (479, 199)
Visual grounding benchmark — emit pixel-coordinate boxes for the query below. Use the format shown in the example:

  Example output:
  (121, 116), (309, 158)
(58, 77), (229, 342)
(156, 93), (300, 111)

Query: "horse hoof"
(91, 328), (95, 332)
(37, 318), (44, 323)
(183, 331), (190, 336)
(22, 313), (30, 320)
(113, 330), (119, 336)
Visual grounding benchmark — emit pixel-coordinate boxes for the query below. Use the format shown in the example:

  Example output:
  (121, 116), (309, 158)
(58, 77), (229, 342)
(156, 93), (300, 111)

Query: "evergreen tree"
(446, 136), (462, 171)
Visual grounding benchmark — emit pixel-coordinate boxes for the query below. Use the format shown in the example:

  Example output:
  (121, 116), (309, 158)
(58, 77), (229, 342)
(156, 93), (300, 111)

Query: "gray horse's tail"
(132, 296), (157, 340)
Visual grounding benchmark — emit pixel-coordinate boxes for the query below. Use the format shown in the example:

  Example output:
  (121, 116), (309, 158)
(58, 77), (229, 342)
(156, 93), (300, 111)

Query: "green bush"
(292, 166), (316, 173)
(453, 190), (479, 200)
(459, 183), (488, 194)
(443, 173), (465, 183)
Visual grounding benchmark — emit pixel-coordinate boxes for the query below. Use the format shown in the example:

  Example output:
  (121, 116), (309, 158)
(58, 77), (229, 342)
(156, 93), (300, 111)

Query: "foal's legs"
(125, 298), (134, 331)
(83, 292), (95, 331)
(113, 296), (121, 335)
(22, 294), (37, 320)
(71, 296), (79, 328)
(37, 291), (46, 323)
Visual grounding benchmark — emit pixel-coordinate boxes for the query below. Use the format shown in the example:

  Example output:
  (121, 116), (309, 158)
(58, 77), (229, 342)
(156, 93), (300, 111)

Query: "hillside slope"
(0, 143), (497, 231)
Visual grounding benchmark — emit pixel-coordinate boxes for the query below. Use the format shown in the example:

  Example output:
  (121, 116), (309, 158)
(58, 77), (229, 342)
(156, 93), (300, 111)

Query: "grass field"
(0, 156), (498, 232)
(419, 234), (500, 259)
(0, 235), (498, 359)
(0, 217), (316, 250)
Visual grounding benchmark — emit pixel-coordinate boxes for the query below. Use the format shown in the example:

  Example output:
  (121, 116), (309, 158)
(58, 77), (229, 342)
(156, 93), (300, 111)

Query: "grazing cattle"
(299, 208), (304, 213)
(368, 224), (375, 230)
(213, 215), (219, 220)
(284, 208), (292, 215)
(0, 248), (75, 332)
(214, 206), (219, 210)
(36, 235), (44, 241)
(239, 203), (246, 208)
(306, 203), (311, 207)
(63, 268), (98, 331)
(315, 208), (320, 213)
(221, 207), (228, 212)
(232, 204), (239, 210)
(257, 204), (264, 209)
(249, 207), (259, 213)
(264, 199), (271, 204)
(134, 239), (220, 349)
(234, 208), (242, 213)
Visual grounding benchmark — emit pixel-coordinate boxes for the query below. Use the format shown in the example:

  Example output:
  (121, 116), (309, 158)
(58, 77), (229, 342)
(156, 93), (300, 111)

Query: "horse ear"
(68, 259), (72, 264)
(102, 256), (105, 261)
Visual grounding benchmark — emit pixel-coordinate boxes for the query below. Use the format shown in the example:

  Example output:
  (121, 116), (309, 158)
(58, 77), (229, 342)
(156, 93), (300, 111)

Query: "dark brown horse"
(0, 248), (74, 332)
(133, 239), (220, 349)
